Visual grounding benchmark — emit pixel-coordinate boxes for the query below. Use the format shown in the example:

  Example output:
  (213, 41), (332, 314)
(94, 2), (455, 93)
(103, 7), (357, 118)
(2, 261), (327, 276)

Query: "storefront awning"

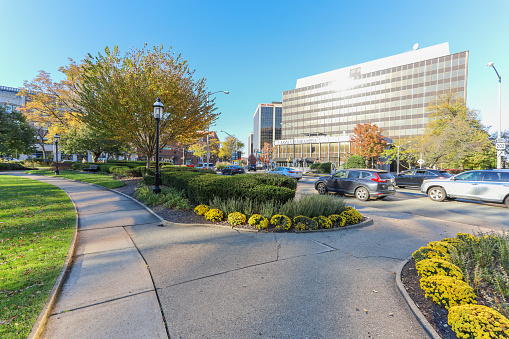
(305, 158), (316, 163)
(273, 158), (288, 162)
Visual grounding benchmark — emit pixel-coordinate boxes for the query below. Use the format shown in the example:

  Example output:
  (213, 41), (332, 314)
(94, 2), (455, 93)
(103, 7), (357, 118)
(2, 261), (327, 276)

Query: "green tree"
(62, 45), (219, 168)
(59, 125), (131, 162)
(343, 154), (366, 169)
(420, 92), (493, 169)
(219, 136), (244, 161)
(0, 106), (36, 156)
(350, 123), (388, 168)
(381, 138), (419, 171)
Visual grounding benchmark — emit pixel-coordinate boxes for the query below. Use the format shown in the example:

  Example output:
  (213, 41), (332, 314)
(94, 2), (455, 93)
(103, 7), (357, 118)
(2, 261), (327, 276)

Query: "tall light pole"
(54, 134), (60, 175)
(221, 130), (238, 164)
(394, 141), (410, 174)
(206, 91), (229, 167)
(281, 122), (296, 166)
(487, 62), (503, 169)
(153, 98), (164, 194)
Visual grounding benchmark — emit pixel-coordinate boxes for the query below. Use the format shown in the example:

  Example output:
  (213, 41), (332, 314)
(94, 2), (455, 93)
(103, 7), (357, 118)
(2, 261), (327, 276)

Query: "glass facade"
(252, 102), (283, 151)
(282, 50), (468, 141)
(275, 44), (468, 168)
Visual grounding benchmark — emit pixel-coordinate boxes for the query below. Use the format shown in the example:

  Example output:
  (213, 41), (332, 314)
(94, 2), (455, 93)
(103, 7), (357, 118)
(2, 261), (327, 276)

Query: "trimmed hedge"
(0, 162), (28, 171)
(154, 169), (296, 204)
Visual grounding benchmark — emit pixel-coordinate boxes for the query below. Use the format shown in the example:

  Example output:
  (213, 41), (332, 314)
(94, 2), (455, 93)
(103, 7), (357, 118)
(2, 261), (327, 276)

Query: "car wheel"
(317, 183), (328, 195)
(428, 187), (446, 202)
(504, 196), (509, 208)
(355, 187), (370, 201)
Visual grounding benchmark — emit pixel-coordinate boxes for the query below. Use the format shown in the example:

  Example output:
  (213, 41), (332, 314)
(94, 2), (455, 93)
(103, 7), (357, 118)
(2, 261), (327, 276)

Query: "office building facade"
(252, 102), (282, 153)
(275, 42), (468, 166)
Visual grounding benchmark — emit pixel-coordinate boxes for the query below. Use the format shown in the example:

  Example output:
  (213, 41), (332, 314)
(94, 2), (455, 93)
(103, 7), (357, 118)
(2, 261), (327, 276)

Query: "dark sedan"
(314, 169), (396, 201)
(221, 165), (245, 175)
(394, 169), (451, 188)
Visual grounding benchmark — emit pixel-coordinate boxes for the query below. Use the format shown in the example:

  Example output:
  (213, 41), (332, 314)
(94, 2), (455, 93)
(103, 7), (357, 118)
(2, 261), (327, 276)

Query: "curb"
(27, 185), (80, 339)
(395, 257), (441, 339)
(161, 217), (373, 233)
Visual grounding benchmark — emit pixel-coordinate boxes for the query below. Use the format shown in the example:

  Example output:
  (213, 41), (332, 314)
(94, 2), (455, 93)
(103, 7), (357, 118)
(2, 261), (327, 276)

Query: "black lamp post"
(153, 98), (164, 194)
(54, 134), (60, 175)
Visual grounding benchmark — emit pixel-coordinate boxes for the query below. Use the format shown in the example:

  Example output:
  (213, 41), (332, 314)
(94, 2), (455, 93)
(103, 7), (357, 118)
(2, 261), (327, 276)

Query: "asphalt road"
(296, 176), (509, 231)
(125, 175), (506, 338)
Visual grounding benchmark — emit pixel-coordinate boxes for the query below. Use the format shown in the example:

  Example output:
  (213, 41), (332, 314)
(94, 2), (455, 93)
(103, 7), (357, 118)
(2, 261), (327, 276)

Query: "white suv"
(421, 169), (509, 207)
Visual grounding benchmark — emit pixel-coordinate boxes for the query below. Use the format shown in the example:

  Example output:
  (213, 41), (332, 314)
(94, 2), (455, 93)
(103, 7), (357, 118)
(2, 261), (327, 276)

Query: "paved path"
(1, 173), (167, 339)
(2, 172), (497, 338)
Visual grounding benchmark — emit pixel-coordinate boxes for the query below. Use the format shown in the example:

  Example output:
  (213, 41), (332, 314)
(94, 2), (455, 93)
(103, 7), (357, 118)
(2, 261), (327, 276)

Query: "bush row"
(143, 169), (297, 204)
(412, 234), (509, 338)
(0, 162), (29, 171)
(194, 204), (363, 231)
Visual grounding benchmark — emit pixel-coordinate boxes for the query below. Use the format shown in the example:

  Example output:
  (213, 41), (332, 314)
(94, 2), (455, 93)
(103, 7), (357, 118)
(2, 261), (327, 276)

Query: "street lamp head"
(487, 62), (494, 67)
(54, 134), (59, 142)
(223, 91), (229, 94)
(153, 97), (164, 119)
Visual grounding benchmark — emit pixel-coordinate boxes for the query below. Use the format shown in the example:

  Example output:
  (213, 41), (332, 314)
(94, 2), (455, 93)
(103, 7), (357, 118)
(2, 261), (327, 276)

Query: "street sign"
(417, 159), (425, 165)
(497, 150), (506, 158)
(496, 142), (506, 150)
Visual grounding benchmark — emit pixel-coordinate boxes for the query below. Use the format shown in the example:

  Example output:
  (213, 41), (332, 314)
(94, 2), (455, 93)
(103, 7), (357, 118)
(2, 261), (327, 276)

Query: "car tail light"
(437, 176), (447, 179)
(288, 171), (295, 173)
(371, 173), (387, 183)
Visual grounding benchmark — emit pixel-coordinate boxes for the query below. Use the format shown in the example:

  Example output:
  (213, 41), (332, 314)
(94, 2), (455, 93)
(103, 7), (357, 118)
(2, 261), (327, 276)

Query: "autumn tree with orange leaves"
(18, 70), (78, 159)
(63, 45), (219, 168)
(349, 122), (388, 168)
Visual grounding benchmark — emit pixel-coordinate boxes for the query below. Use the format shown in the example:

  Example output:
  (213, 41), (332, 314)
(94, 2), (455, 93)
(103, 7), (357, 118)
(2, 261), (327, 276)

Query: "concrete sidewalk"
(2, 173), (168, 339)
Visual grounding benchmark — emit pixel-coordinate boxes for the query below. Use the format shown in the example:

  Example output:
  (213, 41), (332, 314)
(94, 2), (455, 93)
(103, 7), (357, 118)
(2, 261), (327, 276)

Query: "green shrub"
(328, 214), (346, 227)
(448, 304), (509, 338)
(270, 215), (292, 230)
(0, 162), (27, 171)
(133, 183), (190, 210)
(278, 194), (345, 219)
(293, 215), (318, 231)
(310, 163), (321, 170)
(420, 275), (476, 309)
(319, 162), (332, 173)
(227, 212), (246, 226)
(313, 215), (333, 229)
(142, 174), (155, 185)
(344, 155), (366, 169)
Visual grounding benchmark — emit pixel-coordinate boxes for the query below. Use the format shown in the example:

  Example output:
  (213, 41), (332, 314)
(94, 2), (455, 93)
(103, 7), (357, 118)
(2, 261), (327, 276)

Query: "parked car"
(221, 165), (245, 175)
(421, 169), (509, 207)
(314, 169), (396, 201)
(247, 164), (257, 171)
(267, 167), (302, 180)
(394, 169), (452, 188)
(196, 163), (216, 170)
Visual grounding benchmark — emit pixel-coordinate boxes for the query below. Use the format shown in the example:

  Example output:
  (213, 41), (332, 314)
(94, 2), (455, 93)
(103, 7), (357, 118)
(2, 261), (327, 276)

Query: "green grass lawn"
(24, 170), (125, 189)
(0, 176), (76, 338)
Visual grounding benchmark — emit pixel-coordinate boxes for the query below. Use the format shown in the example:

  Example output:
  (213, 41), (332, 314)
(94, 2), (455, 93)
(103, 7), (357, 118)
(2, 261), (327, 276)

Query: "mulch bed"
(114, 177), (493, 338)
(401, 259), (458, 338)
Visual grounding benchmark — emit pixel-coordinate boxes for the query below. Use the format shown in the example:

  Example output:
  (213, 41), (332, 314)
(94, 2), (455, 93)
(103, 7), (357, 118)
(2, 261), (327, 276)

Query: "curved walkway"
(1, 172), (167, 339)
(2, 172), (495, 338)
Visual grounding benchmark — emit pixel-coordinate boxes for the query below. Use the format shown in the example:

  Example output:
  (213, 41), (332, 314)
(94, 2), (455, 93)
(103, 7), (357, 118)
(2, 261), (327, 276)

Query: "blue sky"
(1, 0), (508, 152)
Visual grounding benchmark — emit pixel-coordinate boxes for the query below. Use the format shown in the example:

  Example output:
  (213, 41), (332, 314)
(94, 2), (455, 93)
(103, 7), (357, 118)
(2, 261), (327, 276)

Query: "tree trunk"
(146, 157), (151, 169)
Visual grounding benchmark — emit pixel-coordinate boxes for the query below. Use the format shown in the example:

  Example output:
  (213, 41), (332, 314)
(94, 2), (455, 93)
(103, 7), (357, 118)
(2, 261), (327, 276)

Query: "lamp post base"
(54, 170), (59, 175)
(153, 187), (161, 194)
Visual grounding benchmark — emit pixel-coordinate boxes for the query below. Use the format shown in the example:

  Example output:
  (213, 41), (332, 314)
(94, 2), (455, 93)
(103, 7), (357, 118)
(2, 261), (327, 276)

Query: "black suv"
(221, 165), (245, 175)
(394, 169), (451, 188)
(314, 169), (396, 201)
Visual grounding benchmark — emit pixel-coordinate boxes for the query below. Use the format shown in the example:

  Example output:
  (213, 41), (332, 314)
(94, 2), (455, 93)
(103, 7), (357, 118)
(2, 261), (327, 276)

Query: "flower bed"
(409, 233), (509, 338)
(193, 203), (365, 232)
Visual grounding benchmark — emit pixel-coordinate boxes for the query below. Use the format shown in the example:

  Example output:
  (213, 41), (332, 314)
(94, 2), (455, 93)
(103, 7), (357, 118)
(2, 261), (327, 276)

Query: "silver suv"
(421, 169), (509, 207)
